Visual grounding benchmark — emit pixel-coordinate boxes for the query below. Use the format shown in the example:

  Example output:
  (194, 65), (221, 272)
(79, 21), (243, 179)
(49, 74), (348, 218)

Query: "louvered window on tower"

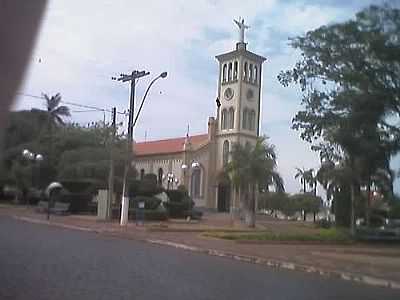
(249, 110), (256, 131)
(222, 64), (227, 82)
(223, 140), (229, 166)
(242, 108), (248, 129)
(228, 107), (235, 129)
(221, 109), (227, 130)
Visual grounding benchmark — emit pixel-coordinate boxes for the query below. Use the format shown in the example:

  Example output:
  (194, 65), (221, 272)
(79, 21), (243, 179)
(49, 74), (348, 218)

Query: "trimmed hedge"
(166, 190), (185, 202)
(184, 209), (203, 220)
(127, 175), (163, 197)
(27, 188), (43, 205)
(164, 189), (195, 218)
(60, 179), (99, 193)
(59, 193), (91, 213)
(111, 207), (167, 221)
(129, 196), (161, 210)
(163, 197), (194, 218)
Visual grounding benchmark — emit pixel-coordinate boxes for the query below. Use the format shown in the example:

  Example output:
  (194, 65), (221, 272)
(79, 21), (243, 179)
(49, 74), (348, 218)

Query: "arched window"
(243, 62), (248, 81)
(223, 140), (229, 166)
(221, 109), (227, 130)
(254, 66), (258, 83)
(228, 107), (234, 129)
(222, 64), (227, 82)
(228, 62), (233, 81)
(191, 168), (201, 198)
(140, 169), (145, 180)
(233, 61), (238, 80)
(249, 64), (253, 82)
(249, 110), (256, 131)
(158, 168), (163, 185)
(242, 108), (248, 130)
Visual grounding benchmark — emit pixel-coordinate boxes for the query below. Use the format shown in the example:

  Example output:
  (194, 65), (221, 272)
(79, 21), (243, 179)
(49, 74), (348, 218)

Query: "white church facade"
(134, 20), (266, 211)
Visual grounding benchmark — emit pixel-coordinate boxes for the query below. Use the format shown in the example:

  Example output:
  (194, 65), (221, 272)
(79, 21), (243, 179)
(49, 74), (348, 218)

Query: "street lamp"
(114, 71), (168, 226)
(22, 149), (44, 174)
(191, 161), (200, 169)
(181, 160), (200, 186)
(132, 72), (168, 127)
(181, 160), (200, 221)
(164, 172), (177, 191)
(22, 149), (44, 207)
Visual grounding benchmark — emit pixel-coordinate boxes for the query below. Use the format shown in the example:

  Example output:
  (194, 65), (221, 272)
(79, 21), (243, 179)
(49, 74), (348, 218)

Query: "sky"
(14, 0), (399, 195)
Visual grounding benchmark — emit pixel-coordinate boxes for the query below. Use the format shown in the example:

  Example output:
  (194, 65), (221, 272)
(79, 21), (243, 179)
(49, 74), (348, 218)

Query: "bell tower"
(215, 18), (266, 171)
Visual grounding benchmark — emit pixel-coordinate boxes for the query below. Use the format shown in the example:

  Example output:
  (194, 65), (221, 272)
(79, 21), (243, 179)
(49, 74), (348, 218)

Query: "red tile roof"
(134, 134), (209, 156)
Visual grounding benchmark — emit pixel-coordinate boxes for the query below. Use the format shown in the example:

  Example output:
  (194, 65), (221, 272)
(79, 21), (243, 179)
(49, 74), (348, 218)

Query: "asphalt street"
(0, 216), (399, 300)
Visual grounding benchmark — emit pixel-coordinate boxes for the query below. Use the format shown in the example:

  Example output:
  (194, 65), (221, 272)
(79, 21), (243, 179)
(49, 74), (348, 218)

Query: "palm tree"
(42, 93), (70, 163)
(295, 167), (307, 193)
(43, 93), (70, 126)
(264, 167), (285, 193)
(295, 167), (317, 221)
(305, 169), (317, 196)
(225, 136), (283, 227)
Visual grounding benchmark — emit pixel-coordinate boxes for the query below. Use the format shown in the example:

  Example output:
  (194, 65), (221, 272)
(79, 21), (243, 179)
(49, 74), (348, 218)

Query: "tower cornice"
(216, 47), (266, 63)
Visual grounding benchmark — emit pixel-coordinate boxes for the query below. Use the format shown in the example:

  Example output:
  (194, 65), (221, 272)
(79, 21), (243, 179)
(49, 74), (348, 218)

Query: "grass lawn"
(203, 227), (352, 243)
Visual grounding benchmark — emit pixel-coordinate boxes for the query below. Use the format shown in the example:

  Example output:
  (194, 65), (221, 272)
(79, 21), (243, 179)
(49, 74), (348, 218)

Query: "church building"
(134, 19), (266, 211)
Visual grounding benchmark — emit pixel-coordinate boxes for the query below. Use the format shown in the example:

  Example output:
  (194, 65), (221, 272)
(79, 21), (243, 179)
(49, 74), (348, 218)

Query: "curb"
(146, 239), (400, 290)
(12, 215), (400, 290)
(13, 216), (103, 234)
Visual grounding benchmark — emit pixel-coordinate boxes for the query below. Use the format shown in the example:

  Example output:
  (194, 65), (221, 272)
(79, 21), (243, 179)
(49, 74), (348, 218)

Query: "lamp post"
(22, 149), (44, 206)
(113, 71), (168, 226)
(181, 160), (200, 191)
(181, 161), (200, 221)
(164, 172), (177, 191)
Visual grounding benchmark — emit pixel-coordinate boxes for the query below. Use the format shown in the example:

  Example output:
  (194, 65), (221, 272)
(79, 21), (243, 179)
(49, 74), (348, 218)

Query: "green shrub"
(258, 192), (288, 211)
(316, 219), (333, 229)
(388, 201), (400, 219)
(137, 175), (163, 196)
(143, 173), (158, 185)
(125, 179), (141, 196)
(59, 192), (91, 213)
(60, 179), (98, 194)
(290, 193), (321, 212)
(111, 207), (167, 221)
(26, 188), (43, 205)
(166, 190), (186, 202)
(164, 197), (194, 218)
(130, 195), (161, 210)
(332, 186), (351, 227)
(184, 209), (203, 220)
(177, 185), (188, 195)
(130, 209), (167, 221)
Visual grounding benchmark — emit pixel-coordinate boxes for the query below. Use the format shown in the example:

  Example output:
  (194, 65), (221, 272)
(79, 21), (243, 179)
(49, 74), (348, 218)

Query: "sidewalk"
(1, 204), (400, 289)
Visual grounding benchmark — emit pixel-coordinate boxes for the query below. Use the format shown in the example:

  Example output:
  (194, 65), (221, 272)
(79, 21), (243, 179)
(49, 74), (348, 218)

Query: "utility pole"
(106, 107), (116, 220)
(112, 71), (150, 226)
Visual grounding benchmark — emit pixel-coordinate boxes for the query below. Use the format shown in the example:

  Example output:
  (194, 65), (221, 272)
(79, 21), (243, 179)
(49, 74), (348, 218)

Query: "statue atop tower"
(233, 17), (250, 44)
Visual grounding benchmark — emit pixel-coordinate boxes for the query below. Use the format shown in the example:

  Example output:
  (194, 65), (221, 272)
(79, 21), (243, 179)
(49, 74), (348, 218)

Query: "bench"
(36, 201), (70, 215)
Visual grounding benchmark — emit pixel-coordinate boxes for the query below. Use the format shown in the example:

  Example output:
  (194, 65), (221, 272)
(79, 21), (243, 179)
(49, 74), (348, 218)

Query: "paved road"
(0, 216), (399, 300)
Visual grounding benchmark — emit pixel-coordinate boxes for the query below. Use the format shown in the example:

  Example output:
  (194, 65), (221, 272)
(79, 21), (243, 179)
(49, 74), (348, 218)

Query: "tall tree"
(278, 4), (400, 234)
(225, 136), (283, 227)
(306, 169), (317, 196)
(40, 93), (70, 166)
(294, 167), (308, 193)
(43, 93), (71, 126)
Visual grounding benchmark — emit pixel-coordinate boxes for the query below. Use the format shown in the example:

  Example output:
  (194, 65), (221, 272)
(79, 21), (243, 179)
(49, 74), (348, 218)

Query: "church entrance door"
(217, 183), (230, 212)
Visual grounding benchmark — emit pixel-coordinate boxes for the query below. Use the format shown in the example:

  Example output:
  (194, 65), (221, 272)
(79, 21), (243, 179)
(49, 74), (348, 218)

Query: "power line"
(71, 109), (100, 113)
(16, 92), (128, 116)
